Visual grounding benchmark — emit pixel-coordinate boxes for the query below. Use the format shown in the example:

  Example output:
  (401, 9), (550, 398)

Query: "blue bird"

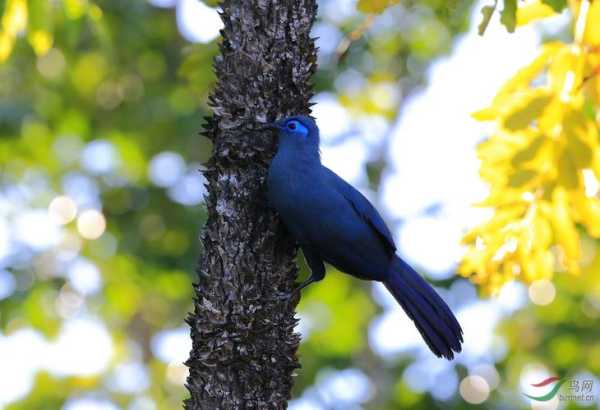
(266, 115), (463, 360)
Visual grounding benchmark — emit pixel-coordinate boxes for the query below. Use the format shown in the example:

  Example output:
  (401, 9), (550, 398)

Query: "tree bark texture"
(185, 1), (317, 409)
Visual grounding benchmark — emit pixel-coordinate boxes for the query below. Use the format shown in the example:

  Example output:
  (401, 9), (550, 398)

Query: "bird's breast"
(268, 160), (309, 209)
(267, 155), (325, 237)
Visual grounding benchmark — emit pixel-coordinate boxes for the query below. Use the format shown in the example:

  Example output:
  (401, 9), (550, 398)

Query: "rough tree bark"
(184, 1), (317, 409)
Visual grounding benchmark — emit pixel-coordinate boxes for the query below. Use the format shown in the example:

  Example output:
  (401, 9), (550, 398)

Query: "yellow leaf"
(28, 30), (52, 56)
(476, 43), (562, 121)
(594, 149), (600, 182)
(557, 148), (580, 190)
(583, 0), (600, 46)
(474, 189), (524, 207)
(462, 205), (527, 244)
(508, 169), (538, 188)
(472, 107), (499, 121)
(572, 194), (600, 237)
(28, 0), (53, 55)
(548, 46), (577, 94)
(458, 249), (483, 277)
(565, 259), (581, 275)
(503, 92), (552, 131)
(538, 98), (564, 135)
(519, 242), (538, 281)
(592, 65), (600, 106)
(517, 1), (557, 26)
(64, 0), (87, 20)
(533, 250), (554, 280)
(0, 32), (13, 62)
(478, 134), (521, 164)
(551, 187), (581, 264)
(532, 211), (553, 249)
(564, 110), (593, 168)
(565, 129), (592, 169)
(502, 258), (520, 280)
(0, 0), (27, 62)
(511, 135), (548, 168)
(2, 0), (28, 36)
(499, 43), (562, 96)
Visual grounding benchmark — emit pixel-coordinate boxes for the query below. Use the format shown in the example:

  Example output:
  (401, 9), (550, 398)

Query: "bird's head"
(269, 115), (320, 150)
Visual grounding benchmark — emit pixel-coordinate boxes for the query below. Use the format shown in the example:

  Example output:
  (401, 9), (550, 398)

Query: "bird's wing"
(322, 166), (396, 254)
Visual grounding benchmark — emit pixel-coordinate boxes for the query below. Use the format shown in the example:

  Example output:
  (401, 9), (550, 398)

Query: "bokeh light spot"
(96, 81), (124, 110)
(55, 285), (85, 319)
(149, 151), (186, 188)
(57, 232), (82, 261)
(151, 327), (191, 364)
(48, 195), (78, 225)
(67, 258), (102, 295)
(129, 396), (157, 410)
(167, 172), (206, 206)
(81, 140), (118, 175)
(36, 48), (66, 79)
(63, 398), (119, 410)
(459, 375), (490, 404)
(528, 280), (556, 306)
(470, 364), (500, 390)
(107, 362), (150, 393)
(46, 318), (113, 376)
(148, 0), (176, 7)
(0, 270), (16, 300)
(77, 210), (106, 240)
(176, 0), (223, 43)
(166, 361), (188, 385)
(15, 210), (61, 250)
(0, 218), (9, 258)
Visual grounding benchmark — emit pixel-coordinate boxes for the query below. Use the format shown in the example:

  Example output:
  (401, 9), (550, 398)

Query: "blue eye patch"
(285, 120), (309, 137)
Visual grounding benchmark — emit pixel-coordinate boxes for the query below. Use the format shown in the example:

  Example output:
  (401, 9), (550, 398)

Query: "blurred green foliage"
(1, 1), (211, 408)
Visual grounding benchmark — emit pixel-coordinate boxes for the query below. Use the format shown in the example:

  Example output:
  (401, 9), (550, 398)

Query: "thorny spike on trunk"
(185, 1), (318, 409)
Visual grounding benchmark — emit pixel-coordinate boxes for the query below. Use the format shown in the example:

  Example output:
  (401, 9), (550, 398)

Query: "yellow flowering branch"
(460, 0), (600, 295)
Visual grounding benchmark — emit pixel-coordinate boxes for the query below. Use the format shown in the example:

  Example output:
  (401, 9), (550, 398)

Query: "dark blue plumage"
(267, 115), (463, 360)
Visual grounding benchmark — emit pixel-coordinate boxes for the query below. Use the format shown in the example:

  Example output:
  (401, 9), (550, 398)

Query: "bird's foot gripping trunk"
(383, 256), (463, 360)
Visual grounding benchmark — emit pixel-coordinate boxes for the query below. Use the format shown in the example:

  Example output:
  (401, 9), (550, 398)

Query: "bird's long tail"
(383, 256), (463, 360)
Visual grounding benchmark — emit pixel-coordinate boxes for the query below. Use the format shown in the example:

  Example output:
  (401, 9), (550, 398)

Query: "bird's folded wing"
(322, 166), (396, 254)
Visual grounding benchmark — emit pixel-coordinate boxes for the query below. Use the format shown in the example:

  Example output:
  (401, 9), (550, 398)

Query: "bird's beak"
(260, 122), (281, 131)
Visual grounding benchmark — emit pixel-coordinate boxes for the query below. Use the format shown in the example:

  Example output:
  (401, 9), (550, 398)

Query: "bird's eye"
(287, 122), (297, 130)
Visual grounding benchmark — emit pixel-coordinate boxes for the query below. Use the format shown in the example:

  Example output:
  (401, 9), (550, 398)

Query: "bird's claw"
(274, 288), (302, 304)
(274, 291), (293, 301)
(273, 277), (318, 303)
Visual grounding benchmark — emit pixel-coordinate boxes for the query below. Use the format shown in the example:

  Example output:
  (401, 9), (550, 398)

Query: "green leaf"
(500, 0), (517, 33)
(357, 0), (401, 14)
(478, 3), (498, 36)
(541, 0), (567, 12)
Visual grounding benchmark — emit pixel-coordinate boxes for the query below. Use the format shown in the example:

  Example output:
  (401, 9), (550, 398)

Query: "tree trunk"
(184, 1), (317, 409)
